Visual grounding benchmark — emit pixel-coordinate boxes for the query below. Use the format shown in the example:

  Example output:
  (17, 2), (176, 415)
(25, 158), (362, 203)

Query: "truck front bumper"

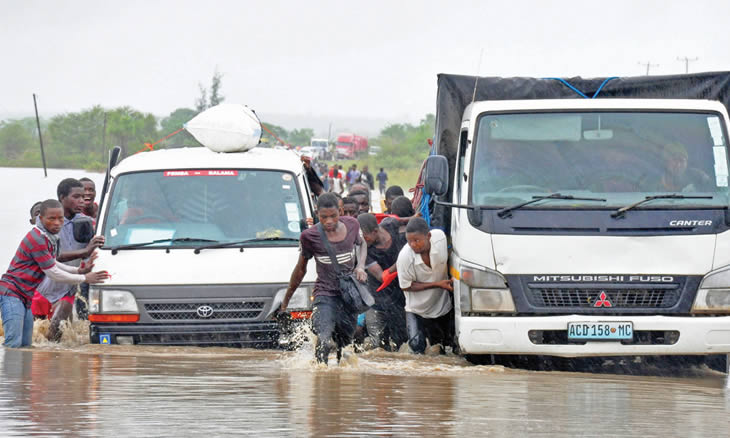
(458, 315), (730, 357)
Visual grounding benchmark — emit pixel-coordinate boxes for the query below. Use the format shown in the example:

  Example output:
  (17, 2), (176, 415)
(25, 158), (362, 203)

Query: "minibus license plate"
(567, 322), (633, 340)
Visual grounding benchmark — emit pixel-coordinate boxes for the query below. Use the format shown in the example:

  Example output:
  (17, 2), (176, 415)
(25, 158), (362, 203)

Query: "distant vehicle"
(299, 146), (319, 159)
(309, 138), (329, 159)
(369, 145), (381, 156)
(336, 133), (368, 159)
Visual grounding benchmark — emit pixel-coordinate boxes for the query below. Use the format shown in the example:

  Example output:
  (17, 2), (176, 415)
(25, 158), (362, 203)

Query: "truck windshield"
(102, 170), (304, 248)
(337, 142), (353, 147)
(471, 111), (730, 208)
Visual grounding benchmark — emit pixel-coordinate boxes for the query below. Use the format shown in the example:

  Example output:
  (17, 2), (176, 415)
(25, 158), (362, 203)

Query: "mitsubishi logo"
(196, 305), (214, 318)
(594, 291), (612, 308)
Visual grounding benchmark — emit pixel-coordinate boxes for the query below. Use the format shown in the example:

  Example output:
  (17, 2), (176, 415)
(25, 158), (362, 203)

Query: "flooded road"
(1, 339), (730, 436)
(2, 167), (730, 436)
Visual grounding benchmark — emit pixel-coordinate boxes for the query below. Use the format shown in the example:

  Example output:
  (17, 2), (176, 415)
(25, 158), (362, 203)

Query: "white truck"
(422, 72), (730, 369)
(88, 146), (317, 346)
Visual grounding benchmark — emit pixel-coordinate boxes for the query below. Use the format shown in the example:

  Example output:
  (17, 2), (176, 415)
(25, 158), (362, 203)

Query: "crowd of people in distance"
(0, 178), (108, 347)
(283, 162), (455, 364)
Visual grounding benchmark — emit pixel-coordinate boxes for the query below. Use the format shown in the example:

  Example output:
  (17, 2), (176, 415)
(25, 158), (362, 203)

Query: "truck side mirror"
(423, 155), (449, 197)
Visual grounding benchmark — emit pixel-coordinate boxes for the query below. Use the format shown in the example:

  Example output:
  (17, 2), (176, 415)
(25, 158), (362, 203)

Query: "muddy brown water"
(2, 168), (730, 436)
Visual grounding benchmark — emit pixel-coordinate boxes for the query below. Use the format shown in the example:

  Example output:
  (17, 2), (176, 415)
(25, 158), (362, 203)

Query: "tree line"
(0, 71), (434, 172)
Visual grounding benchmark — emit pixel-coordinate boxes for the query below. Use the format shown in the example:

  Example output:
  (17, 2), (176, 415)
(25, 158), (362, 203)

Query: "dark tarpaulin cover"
(430, 71), (730, 228)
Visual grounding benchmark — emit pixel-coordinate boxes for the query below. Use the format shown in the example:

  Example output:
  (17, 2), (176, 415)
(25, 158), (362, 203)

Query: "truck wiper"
(497, 193), (607, 219)
(193, 236), (300, 253)
(611, 194), (714, 219)
(110, 237), (220, 255)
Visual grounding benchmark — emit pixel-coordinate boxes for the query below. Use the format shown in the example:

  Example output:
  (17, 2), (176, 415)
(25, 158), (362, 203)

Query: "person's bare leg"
(47, 300), (73, 342)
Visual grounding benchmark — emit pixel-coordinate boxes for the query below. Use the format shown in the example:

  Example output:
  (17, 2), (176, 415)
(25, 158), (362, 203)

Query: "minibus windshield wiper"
(497, 193), (607, 218)
(611, 194), (714, 218)
(194, 236), (300, 253)
(110, 237), (220, 254)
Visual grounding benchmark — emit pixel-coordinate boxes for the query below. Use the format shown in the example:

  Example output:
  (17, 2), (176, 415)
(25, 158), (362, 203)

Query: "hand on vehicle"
(377, 269), (398, 292)
(78, 251), (98, 274)
(85, 236), (105, 256)
(85, 270), (109, 284)
(438, 278), (454, 292)
(355, 267), (367, 283)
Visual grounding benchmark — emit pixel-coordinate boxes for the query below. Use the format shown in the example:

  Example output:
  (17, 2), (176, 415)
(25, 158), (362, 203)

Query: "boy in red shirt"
(0, 199), (108, 347)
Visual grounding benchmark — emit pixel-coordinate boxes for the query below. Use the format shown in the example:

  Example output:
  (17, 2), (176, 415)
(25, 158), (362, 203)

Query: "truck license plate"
(567, 322), (633, 340)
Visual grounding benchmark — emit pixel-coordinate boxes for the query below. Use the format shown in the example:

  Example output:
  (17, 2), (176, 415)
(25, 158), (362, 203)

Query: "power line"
(638, 61), (659, 76)
(677, 56), (699, 74)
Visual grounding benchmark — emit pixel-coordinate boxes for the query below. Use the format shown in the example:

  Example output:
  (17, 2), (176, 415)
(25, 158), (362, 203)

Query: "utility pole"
(101, 112), (107, 163)
(32, 93), (48, 177)
(638, 61), (659, 76)
(677, 56), (698, 74)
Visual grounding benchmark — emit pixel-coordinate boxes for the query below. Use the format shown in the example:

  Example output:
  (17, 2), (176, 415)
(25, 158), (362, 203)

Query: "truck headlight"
(460, 262), (515, 313)
(92, 289), (139, 313)
(693, 266), (730, 313)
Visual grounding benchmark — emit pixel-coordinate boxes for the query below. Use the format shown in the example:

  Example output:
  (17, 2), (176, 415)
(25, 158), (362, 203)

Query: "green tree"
(0, 121), (34, 160)
(260, 123), (289, 145)
(105, 107), (158, 157)
(289, 128), (315, 146)
(209, 69), (224, 107)
(195, 84), (208, 112)
(160, 108), (200, 148)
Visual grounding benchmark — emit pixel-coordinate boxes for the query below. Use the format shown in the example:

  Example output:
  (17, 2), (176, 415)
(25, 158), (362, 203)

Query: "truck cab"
(426, 96), (730, 363)
(89, 146), (317, 346)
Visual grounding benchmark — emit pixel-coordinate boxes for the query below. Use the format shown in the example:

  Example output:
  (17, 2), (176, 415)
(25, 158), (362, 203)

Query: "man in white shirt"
(396, 217), (454, 354)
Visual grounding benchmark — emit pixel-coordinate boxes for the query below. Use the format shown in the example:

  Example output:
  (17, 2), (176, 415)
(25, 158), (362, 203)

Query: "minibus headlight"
(277, 286), (313, 310)
(100, 290), (139, 313)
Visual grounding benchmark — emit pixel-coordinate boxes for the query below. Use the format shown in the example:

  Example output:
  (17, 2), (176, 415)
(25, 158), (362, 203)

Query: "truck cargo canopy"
(435, 72), (730, 168)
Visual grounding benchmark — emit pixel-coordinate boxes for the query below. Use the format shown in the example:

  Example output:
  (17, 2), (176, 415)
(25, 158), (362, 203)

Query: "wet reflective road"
(1, 342), (729, 437)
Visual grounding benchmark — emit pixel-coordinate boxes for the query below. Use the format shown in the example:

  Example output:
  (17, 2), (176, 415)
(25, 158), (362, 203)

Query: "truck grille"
(527, 289), (680, 309)
(144, 301), (265, 321)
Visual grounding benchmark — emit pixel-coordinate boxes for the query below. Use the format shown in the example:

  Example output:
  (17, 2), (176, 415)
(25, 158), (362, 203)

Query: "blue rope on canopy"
(543, 77), (619, 99)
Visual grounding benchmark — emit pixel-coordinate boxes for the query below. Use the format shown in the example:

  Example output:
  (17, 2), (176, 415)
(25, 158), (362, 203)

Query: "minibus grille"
(144, 301), (265, 321)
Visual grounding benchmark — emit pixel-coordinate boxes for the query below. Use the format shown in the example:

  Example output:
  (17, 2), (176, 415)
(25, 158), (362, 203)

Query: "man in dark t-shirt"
(282, 193), (368, 364)
(357, 214), (408, 350)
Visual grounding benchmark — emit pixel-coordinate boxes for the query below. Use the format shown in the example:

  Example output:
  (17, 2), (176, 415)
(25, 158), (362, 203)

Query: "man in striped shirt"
(0, 199), (108, 348)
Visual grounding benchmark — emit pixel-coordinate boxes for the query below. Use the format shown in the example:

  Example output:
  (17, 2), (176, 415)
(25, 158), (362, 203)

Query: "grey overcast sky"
(3, 0), (730, 124)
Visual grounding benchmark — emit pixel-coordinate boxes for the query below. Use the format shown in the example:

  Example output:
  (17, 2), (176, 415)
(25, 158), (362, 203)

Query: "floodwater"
(2, 167), (730, 436)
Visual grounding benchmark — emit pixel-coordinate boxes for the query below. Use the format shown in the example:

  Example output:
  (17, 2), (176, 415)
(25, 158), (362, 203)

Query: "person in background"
(281, 193), (368, 364)
(329, 164), (344, 195)
(78, 177), (98, 219)
(377, 168), (388, 196)
(342, 196), (359, 218)
(0, 199), (108, 348)
(348, 184), (371, 215)
(29, 201), (42, 226)
(382, 185), (404, 214)
(390, 195), (418, 235)
(396, 217), (454, 354)
(357, 213), (407, 351)
(359, 165), (374, 191)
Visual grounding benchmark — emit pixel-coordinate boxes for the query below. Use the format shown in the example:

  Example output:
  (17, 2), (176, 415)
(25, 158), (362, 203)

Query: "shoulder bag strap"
(317, 223), (342, 275)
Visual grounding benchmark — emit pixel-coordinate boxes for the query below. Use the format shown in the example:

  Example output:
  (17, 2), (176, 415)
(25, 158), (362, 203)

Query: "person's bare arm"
(355, 241), (367, 282)
(57, 236), (105, 262)
(402, 279), (453, 292)
(281, 254), (308, 311)
(367, 263), (384, 283)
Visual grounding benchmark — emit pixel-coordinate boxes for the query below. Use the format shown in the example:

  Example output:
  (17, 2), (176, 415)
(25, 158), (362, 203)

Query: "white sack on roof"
(184, 104), (262, 153)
